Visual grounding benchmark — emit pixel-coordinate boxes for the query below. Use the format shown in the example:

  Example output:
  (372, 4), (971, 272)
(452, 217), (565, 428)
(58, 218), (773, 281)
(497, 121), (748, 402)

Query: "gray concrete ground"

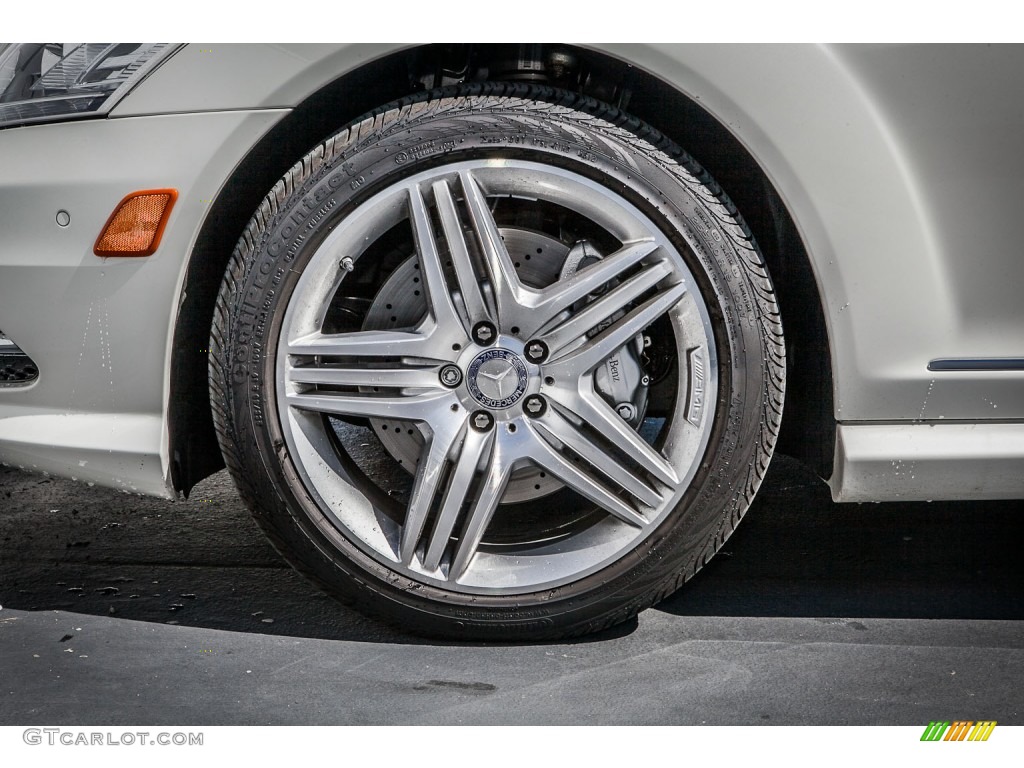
(1, 455), (1022, 724)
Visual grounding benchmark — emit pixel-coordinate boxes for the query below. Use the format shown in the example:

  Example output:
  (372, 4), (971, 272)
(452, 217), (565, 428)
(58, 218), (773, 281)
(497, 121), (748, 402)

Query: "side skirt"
(831, 422), (1024, 502)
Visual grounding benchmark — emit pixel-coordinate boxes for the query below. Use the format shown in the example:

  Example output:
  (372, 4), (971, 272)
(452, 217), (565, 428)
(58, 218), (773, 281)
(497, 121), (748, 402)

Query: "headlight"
(0, 43), (177, 129)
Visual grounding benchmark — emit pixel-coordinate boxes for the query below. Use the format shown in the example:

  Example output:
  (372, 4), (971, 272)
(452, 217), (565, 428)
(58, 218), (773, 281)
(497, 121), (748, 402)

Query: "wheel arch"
(168, 43), (834, 495)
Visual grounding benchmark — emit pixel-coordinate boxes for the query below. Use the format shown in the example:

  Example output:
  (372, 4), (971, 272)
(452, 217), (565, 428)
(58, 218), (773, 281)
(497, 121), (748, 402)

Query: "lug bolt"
(339, 256), (354, 272)
(641, 375), (650, 386)
(616, 402), (637, 421)
(524, 340), (548, 363)
(523, 395), (547, 417)
(471, 411), (494, 431)
(439, 364), (462, 388)
(472, 322), (497, 346)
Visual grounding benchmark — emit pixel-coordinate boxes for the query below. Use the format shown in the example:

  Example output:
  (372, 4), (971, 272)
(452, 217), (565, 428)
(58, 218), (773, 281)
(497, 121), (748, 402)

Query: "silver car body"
(1, 43), (1022, 501)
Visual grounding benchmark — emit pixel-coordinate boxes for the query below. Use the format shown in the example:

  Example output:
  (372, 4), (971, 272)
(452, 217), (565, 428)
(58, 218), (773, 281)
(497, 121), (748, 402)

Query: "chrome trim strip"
(928, 358), (1024, 371)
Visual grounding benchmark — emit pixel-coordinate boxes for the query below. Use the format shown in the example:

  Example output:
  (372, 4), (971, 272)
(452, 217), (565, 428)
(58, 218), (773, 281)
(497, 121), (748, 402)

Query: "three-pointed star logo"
(476, 359), (519, 401)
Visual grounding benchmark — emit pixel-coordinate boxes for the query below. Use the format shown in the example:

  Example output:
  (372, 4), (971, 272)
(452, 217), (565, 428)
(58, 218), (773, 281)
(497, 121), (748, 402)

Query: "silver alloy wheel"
(275, 159), (718, 593)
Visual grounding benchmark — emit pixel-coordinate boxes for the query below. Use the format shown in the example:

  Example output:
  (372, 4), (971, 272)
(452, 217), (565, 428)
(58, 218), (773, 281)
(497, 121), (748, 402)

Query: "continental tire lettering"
(252, 258), (274, 290)
(294, 195), (317, 223)
(244, 285), (263, 312)
(281, 197), (315, 239)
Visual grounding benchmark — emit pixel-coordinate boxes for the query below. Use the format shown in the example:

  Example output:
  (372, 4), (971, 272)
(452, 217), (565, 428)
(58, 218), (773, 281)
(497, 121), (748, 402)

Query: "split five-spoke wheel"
(212, 86), (783, 638)
(276, 162), (715, 591)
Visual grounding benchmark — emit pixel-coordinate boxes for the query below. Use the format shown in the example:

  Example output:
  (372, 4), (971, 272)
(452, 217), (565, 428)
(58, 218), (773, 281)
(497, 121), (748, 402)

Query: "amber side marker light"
(94, 189), (177, 257)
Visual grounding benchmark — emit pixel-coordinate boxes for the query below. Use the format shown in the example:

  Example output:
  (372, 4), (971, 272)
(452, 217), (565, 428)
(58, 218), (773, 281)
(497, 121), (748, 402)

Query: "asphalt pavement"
(1, 454), (1022, 725)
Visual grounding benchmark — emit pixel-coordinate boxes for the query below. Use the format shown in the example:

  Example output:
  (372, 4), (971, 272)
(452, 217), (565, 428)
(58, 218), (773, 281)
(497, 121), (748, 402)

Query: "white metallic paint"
(0, 109), (288, 494)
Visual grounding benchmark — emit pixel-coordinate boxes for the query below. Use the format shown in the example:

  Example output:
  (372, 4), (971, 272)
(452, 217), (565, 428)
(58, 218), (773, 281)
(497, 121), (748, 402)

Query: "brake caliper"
(560, 241), (649, 427)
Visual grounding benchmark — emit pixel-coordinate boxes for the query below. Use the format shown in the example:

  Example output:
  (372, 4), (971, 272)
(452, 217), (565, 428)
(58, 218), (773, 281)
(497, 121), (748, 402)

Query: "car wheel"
(209, 83), (785, 640)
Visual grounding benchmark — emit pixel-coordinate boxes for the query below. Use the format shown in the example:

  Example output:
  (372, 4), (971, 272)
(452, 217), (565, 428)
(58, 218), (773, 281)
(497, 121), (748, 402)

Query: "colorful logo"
(920, 721), (997, 741)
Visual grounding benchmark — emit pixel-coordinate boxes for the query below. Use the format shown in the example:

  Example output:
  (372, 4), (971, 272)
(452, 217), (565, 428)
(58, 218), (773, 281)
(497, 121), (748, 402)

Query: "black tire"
(209, 83), (784, 640)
